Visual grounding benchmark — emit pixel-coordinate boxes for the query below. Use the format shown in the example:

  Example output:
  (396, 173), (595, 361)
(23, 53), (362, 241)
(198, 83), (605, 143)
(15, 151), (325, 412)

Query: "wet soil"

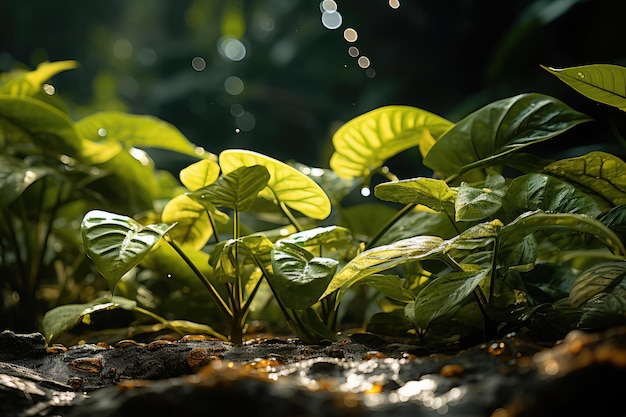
(1, 327), (626, 417)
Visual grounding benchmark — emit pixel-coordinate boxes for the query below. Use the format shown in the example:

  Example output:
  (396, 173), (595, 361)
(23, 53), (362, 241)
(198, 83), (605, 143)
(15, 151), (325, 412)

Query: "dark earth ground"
(1, 326), (626, 417)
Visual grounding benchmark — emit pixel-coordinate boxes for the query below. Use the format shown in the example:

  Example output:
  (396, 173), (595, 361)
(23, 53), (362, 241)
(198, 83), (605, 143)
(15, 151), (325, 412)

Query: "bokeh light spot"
(218, 36), (247, 61)
(348, 46), (359, 57)
(43, 83), (55, 95)
(137, 48), (157, 66)
(192, 56), (206, 71)
(112, 38), (133, 60)
(357, 56), (371, 68)
(343, 28), (358, 42)
(321, 0), (337, 13)
(389, 0), (401, 9)
(230, 103), (245, 117)
(321, 10), (342, 29)
(235, 111), (256, 132)
(224, 76), (244, 95)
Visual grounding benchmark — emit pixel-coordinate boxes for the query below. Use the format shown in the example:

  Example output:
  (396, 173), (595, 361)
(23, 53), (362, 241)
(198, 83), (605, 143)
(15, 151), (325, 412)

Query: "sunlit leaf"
(219, 149), (331, 220)
(455, 170), (506, 222)
(81, 210), (175, 291)
(180, 159), (221, 191)
(542, 64), (626, 111)
(356, 274), (415, 303)
(499, 210), (626, 257)
(0, 60), (78, 97)
(330, 105), (452, 180)
(270, 240), (339, 309)
(502, 173), (601, 221)
(321, 235), (444, 301)
(188, 165), (270, 212)
(209, 235), (274, 283)
(162, 194), (214, 250)
(423, 93), (592, 180)
(411, 269), (490, 329)
(0, 96), (81, 156)
(76, 111), (204, 158)
(570, 261), (626, 307)
(279, 226), (360, 261)
(375, 177), (457, 215)
(544, 151), (626, 206)
(42, 296), (136, 343)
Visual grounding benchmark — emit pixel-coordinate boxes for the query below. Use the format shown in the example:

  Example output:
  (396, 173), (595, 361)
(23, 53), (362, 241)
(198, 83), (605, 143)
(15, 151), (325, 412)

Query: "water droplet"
(166, 273), (172, 279)
(577, 71), (585, 78)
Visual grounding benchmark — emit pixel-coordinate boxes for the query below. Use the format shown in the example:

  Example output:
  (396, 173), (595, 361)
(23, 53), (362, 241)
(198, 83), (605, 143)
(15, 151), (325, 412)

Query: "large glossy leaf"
(570, 261), (626, 308)
(320, 235), (445, 301)
(0, 60), (78, 97)
(219, 149), (331, 220)
(81, 210), (175, 291)
(76, 111), (205, 157)
(544, 151), (626, 206)
(411, 269), (490, 329)
(499, 210), (626, 257)
(375, 177), (457, 215)
(501, 173), (601, 221)
(423, 93), (592, 180)
(542, 64), (626, 111)
(280, 226), (360, 261)
(161, 194), (214, 250)
(270, 240), (339, 309)
(42, 296), (136, 343)
(455, 170), (506, 222)
(0, 156), (51, 209)
(179, 159), (221, 191)
(330, 105), (452, 180)
(0, 95), (81, 156)
(188, 165), (270, 212)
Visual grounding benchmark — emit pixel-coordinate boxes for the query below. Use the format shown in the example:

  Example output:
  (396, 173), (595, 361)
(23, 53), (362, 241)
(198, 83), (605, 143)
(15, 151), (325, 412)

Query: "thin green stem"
(165, 237), (232, 319)
(366, 202), (416, 250)
(132, 306), (185, 337)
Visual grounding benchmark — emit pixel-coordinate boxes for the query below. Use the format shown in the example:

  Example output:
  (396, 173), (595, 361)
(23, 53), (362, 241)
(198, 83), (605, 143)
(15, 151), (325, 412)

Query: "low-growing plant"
(35, 62), (626, 347)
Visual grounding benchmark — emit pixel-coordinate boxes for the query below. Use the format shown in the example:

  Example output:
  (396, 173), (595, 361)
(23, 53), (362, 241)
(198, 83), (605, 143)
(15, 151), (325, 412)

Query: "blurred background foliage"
(2, 0), (626, 176)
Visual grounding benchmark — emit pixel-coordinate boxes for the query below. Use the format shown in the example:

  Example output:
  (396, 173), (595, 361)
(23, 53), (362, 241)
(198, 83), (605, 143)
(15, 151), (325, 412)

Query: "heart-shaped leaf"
(219, 149), (331, 220)
(81, 210), (175, 291)
(188, 165), (270, 212)
(180, 159), (221, 191)
(542, 64), (626, 111)
(270, 240), (339, 309)
(161, 194), (215, 250)
(330, 105), (452, 180)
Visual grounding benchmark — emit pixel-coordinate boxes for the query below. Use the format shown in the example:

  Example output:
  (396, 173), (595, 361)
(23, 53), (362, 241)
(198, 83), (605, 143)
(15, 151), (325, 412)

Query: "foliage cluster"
(3, 61), (626, 348)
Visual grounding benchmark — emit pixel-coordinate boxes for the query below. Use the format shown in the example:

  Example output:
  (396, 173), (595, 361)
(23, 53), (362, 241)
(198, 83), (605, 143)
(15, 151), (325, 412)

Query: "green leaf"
(0, 95), (81, 156)
(500, 210), (626, 257)
(321, 235), (445, 301)
(544, 151), (626, 206)
(75, 111), (205, 158)
(502, 173), (601, 221)
(180, 159), (221, 191)
(411, 269), (490, 329)
(161, 194), (215, 250)
(375, 177), (457, 214)
(0, 156), (51, 210)
(278, 226), (360, 261)
(423, 93), (592, 180)
(330, 105), (452, 180)
(189, 165), (270, 212)
(570, 261), (626, 308)
(42, 296), (136, 343)
(0, 60), (78, 97)
(542, 64), (626, 111)
(356, 274), (415, 303)
(455, 170), (506, 222)
(270, 241), (339, 309)
(81, 210), (175, 291)
(219, 149), (332, 220)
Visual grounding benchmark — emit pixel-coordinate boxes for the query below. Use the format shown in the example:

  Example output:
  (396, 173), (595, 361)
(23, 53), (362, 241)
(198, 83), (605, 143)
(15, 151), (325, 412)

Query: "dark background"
(2, 0), (625, 173)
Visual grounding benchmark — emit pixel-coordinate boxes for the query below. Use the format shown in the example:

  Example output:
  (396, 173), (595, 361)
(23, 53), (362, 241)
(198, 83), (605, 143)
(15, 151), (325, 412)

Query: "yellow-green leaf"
(219, 149), (331, 220)
(329, 105), (452, 180)
(0, 60), (78, 97)
(180, 159), (221, 191)
(544, 151), (626, 206)
(542, 64), (626, 111)
(162, 194), (214, 250)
